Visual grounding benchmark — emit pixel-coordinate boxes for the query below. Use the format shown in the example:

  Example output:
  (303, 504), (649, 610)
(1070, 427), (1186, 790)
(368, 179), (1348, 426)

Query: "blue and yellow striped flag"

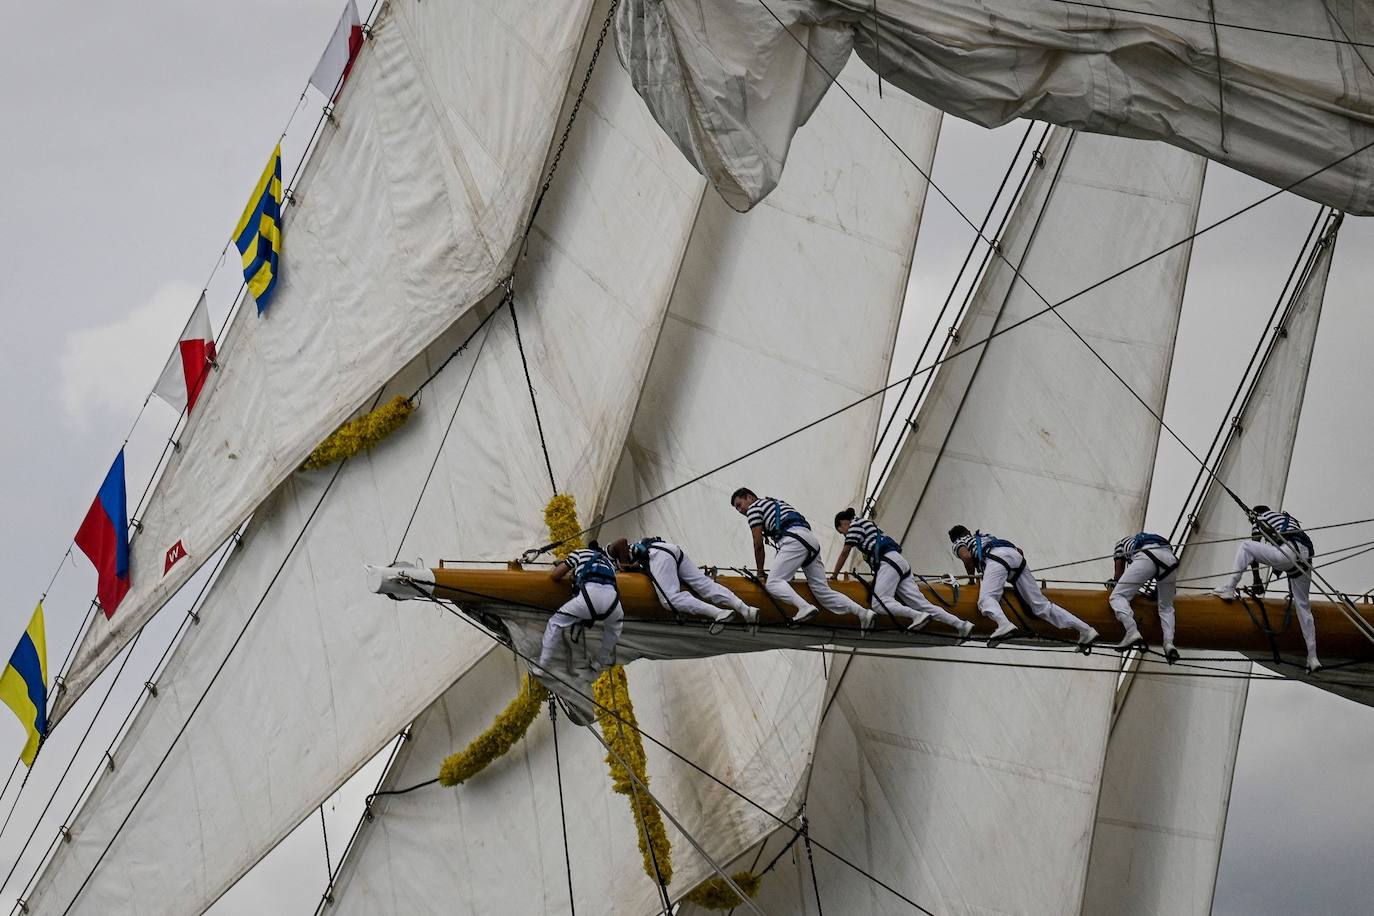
(0, 604), (47, 767)
(234, 144), (284, 313)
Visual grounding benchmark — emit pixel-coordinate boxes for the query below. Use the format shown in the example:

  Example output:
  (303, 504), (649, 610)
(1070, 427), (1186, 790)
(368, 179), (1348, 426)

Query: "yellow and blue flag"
(234, 144), (284, 313)
(0, 604), (47, 767)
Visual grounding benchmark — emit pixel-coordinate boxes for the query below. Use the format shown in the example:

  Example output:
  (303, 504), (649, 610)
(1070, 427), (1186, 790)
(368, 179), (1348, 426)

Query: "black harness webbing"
(777, 527), (820, 568)
(1139, 547), (1179, 581)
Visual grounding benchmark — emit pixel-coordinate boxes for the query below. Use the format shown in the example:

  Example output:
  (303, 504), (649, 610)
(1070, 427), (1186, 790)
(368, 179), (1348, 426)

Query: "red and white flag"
(153, 292), (217, 415)
(309, 0), (363, 99)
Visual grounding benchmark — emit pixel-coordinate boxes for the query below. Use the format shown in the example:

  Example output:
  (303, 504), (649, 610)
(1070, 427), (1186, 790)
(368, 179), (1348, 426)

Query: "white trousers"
(767, 527), (867, 618)
(539, 582), (624, 668)
(1110, 549), (1177, 643)
(979, 546), (1091, 633)
(871, 553), (965, 629)
(647, 546), (749, 618)
(1226, 540), (1316, 657)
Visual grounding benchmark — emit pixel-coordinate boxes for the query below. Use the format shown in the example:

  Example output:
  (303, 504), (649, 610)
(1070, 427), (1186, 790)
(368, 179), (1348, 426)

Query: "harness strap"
(778, 528), (821, 568)
(1139, 547), (1179, 581)
(579, 585), (621, 623)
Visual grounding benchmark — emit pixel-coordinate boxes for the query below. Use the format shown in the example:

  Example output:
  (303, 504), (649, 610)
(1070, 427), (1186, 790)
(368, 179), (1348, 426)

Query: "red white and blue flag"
(309, 0), (363, 100)
(153, 292), (216, 415)
(74, 451), (131, 618)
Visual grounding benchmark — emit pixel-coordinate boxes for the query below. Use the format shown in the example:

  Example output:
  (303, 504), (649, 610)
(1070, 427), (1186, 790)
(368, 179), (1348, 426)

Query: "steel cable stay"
(756, 0), (1374, 652)
(1164, 207), (1331, 547)
(1, 527), (242, 914)
(28, 7), (621, 901)
(13, 304), (498, 914)
(407, 588), (941, 916)
(862, 120), (1050, 510)
(524, 123), (1374, 560)
(25, 0), (391, 703)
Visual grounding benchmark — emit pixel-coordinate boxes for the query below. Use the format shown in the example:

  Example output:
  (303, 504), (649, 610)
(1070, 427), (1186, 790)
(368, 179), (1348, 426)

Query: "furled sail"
(616, 0), (1374, 215)
(20, 21), (708, 912)
(753, 128), (1207, 914)
(1081, 217), (1339, 916)
(326, 59), (940, 913)
(53, 0), (599, 717)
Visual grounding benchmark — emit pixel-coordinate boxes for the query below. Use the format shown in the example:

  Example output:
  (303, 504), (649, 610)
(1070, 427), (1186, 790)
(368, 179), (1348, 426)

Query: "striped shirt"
(1251, 510), (1302, 540)
(745, 497), (808, 540)
(564, 548), (616, 585)
(843, 518), (883, 557)
(1114, 532), (1171, 561)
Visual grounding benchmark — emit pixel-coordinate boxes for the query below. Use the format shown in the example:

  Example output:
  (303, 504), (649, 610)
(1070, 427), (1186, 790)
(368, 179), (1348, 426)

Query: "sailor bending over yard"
(832, 508), (972, 640)
(1213, 506), (1320, 673)
(608, 536), (758, 626)
(1108, 532), (1180, 663)
(539, 543), (624, 672)
(949, 525), (1099, 649)
(730, 488), (874, 628)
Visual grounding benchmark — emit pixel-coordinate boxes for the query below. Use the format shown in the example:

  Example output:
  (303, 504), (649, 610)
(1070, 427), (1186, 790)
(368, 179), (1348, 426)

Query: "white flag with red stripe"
(153, 292), (216, 415)
(309, 0), (363, 99)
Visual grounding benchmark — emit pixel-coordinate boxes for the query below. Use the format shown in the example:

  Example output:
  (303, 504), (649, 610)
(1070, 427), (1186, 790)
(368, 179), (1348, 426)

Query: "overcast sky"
(1, 2), (1372, 914)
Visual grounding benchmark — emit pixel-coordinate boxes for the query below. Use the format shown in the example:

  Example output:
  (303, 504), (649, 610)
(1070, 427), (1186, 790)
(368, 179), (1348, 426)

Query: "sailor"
(832, 508), (974, 641)
(1107, 532), (1180, 663)
(539, 541), (624, 673)
(607, 536), (759, 627)
(730, 488), (875, 628)
(949, 525), (1099, 648)
(1213, 505), (1320, 673)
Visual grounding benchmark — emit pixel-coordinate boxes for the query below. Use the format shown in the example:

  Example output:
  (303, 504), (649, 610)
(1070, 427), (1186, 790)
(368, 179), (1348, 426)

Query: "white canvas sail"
(617, 0), (1374, 215)
(54, 0), (599, 717)
(1081, 220), (1338, 916)
(21, 26), (708, 913)
(756, 128), (1206, 914)
(325, 60), (941, 912)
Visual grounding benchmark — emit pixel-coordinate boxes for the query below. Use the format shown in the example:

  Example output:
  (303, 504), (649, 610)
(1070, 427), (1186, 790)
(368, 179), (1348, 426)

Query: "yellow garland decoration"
(437, 674), (549, 786)
(682, 872), (764, 910)
(595, 665), (673, 885)
(301, 395), (415, 471)
(544, 493), (585, 560)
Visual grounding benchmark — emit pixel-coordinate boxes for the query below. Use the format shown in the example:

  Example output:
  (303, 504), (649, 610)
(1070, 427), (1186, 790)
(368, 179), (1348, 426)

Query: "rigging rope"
(412, 588), (940, 915)
(522, 121), (1374, 559)
(756, 0), (1374, 651)
(549, 699), (577, 916)
(508, 289), (558, 497)
(862, 120), (1047, 509)
(1166, 207), (1329, 545)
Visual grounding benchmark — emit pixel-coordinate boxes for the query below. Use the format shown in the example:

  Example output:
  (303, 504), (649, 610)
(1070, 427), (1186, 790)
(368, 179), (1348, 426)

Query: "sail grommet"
(58, 825), (72, 843)
(144, 680), (159, 698)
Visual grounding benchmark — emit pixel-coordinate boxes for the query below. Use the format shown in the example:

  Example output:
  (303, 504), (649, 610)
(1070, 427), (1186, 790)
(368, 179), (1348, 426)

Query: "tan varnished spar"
(428, 566), (1374, 662)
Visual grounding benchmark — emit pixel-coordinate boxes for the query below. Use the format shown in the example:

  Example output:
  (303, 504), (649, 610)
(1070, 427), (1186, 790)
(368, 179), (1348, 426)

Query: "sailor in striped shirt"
(832, 508), (972, 640)
(730, 488), (874, 627)
(539, 544), (624, 672)
(1108, 532), (1179, 662)
(949, 525), (1098, 647)
(1214, 505), (1320, 672)
(607, 537), (758, 626)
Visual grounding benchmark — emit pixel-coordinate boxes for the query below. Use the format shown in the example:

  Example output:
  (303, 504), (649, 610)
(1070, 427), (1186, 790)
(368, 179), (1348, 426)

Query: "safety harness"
(973, 533), (1025, 583)
(767, 502), (819, 567)
(571, 551), (621, 622)
(1125, 534), (1179, 581)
